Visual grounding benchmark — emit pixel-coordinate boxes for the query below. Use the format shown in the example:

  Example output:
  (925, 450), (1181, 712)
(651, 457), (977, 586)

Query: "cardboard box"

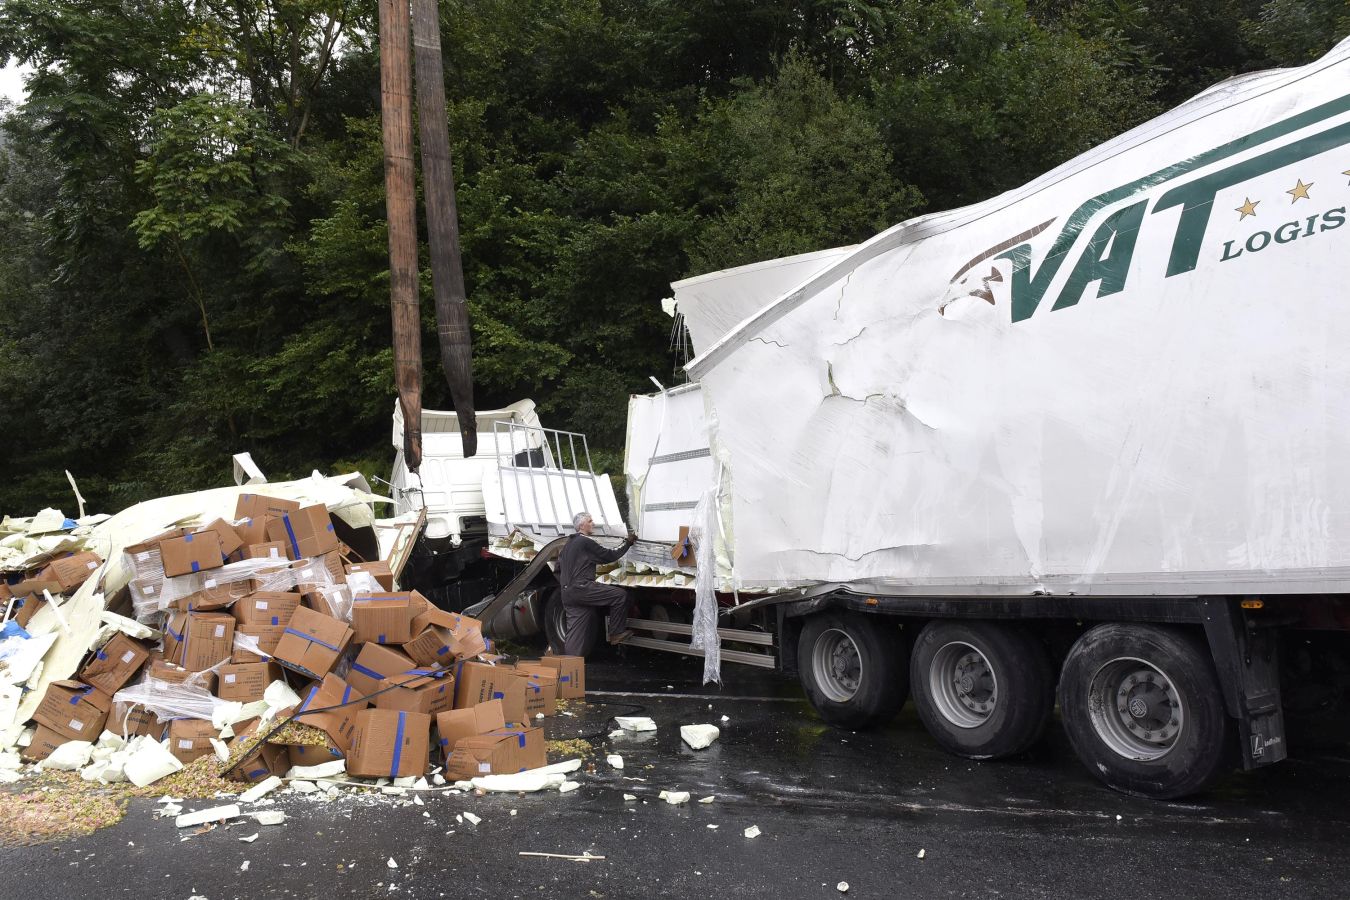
(670, 524), (695, 566)
(43, 550), (103, 591)
(228, 723), (292, 784)
(33, 680), (110, 741)
(345, 561), (394, 591)
(147, 657), (217, 693)
(453, 661), (526, 725)
(109, 701), (160, 738)
(403, 625), (454, 667)
(234, 493), (301, 522)
(233, 623), (286, 664)
(351, 593), (416, 645)
(435, 699), (505, 758)
(233, 517), (271, 548)
(347, 709), (431, 778)
(266, 504), (339, 560)
(535, 655), (586, 699)
(168, 718), (218, 763)
(405, 611), (487, 666)
(372, 669), (455, 716)
(289, 740), (344, 766)
(13, 570), (58, 600)
(177, 572), (251, 611)
(243, 541), (288, 561)
(444, 727), (545, 780)
(346, 643), (417, 698)
(300, 588), (348, 620)
(511, 666), (558, 718)
(21, 725), (70, 762)
(80, 633), (150, 696)
(232, 591), (301, 626)
(194, 519), (243, 558)
(272, 606), (352, 679)
(291, 673), (367, 752)
(158, 530), (224, 577)
(216, 661), (281, 702)
(11, 593), (43, 628)
(180, 612), (235, 671)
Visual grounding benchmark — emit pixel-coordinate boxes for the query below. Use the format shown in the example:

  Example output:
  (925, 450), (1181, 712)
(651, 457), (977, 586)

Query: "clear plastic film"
(688, 487), (721, 684)
(112, 667), (233, 724)
(131, 557), (286, 620)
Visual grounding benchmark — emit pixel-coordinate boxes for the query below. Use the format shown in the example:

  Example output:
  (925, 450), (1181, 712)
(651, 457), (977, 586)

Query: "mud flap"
(1201, 598), (1287, 769)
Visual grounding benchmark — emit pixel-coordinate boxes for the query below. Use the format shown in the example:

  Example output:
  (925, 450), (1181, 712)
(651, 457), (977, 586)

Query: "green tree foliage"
(0, 0), (1342, 513)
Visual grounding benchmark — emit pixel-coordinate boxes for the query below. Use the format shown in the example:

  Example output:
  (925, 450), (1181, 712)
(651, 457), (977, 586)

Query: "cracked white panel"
(682, 40), (1350, 595)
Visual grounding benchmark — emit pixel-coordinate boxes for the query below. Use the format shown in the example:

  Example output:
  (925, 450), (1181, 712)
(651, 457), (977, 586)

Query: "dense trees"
(0, 0), (1341, 512)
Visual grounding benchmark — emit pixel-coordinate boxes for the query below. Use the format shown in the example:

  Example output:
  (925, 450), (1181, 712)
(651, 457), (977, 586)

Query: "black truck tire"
(1059, 623), (1233, 800)
(797, 612), (908, 729)
(910, 620), (1053, 759)
(544, 589), (596, 657)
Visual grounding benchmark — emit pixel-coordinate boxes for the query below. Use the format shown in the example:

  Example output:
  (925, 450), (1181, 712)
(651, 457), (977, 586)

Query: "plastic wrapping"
(131, 557), (283, 620)
(688, 488), (721, 684)
(112, 670), (232, 724)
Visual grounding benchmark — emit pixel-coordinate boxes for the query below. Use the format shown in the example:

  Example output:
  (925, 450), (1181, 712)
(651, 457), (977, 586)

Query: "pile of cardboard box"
(1, 548), (103, 628)
(13, 492), (587, 786)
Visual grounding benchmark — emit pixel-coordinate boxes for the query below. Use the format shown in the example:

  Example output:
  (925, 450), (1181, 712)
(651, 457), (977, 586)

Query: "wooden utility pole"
(379, 0), (423, 471)
(411, 0), (477, 457)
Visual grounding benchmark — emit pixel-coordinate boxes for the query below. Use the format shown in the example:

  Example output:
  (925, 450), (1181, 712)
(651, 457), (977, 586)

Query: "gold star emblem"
(1235, 197), (1259, 219)
(1287, 179), (1313, 202)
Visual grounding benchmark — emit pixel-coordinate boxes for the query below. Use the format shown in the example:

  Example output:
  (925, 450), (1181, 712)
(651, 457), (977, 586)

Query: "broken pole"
(411, 0), (477, 458)
(380, 0), (423, 472)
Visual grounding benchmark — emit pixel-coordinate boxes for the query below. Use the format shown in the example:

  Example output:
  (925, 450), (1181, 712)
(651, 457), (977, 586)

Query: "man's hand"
(626, 530), (638, 543)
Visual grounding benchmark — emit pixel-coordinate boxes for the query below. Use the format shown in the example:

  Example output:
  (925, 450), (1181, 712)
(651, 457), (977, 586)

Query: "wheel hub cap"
(1088, 658), (1185, 761)
(928, 642), (998, 729)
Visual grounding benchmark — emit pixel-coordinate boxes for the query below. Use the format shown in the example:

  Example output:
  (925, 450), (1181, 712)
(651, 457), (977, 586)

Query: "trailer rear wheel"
(544, 589), (596, 657)
(798, 612), (908, 729)
(910, 621), (1052, 759)
(1059, 624), (1232, 799)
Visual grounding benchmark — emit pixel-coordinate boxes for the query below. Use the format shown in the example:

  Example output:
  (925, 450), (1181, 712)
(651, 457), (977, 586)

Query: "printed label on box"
(178, 740), (193, 749)
(256, 601), (269, 610)
(69, 719), (83, 731)
(214, 626), (226, 637)
(121, 651), (135, 663)
(225, 674), (237, 683)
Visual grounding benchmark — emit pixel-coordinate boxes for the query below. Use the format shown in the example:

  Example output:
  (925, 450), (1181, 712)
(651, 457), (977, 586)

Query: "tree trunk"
(379, 0), (423, 471)
(411, 0), (477, 457)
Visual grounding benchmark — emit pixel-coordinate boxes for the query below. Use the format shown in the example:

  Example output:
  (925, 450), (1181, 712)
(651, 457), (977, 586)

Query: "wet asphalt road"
(5, 650), (1350, 900)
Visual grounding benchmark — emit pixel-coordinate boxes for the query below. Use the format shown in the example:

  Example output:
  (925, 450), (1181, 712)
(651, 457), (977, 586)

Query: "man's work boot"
(608, 629), (634, 645)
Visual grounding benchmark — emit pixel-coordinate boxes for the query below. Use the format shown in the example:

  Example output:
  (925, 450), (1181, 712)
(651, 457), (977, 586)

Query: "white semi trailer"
(649, 39), (1350, 799)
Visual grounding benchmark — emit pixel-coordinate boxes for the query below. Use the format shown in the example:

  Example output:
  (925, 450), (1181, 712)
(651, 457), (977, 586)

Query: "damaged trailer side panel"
(681, 39), (1350, 599)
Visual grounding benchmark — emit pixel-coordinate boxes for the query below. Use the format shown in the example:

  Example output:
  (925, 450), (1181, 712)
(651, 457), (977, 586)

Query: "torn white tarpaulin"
(678, 39), (1350, 598)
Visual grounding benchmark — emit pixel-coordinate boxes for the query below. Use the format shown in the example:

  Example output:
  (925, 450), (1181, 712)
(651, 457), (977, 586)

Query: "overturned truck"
(651, 39), (1350, 799)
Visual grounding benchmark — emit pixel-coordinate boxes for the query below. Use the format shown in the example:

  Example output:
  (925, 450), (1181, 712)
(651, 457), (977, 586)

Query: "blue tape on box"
(390, 712), (406, 777)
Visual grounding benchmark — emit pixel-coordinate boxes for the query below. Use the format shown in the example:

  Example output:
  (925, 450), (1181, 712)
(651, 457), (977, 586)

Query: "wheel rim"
(1087, 656), (1185, 761)
(928, 641), (998, 728)
(549, 596), (570, 649)
(811, 628), (863, 703)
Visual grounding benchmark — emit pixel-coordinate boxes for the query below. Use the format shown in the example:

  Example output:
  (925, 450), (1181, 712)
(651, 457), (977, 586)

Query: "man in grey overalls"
(559, 511), (637, 655)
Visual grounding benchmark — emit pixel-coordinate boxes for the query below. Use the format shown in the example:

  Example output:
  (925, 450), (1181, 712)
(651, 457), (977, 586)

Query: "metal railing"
(494, 420), (615, 536)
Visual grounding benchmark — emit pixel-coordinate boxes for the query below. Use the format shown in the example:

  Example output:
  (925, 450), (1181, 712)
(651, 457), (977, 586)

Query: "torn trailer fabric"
(675, 39), (1350, 598)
